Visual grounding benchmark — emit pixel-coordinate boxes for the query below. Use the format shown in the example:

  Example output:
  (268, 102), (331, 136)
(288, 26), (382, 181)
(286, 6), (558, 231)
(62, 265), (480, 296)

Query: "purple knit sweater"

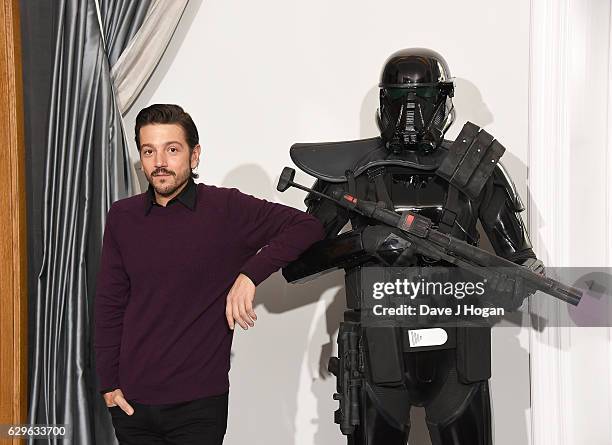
(94, 182), (324, 404)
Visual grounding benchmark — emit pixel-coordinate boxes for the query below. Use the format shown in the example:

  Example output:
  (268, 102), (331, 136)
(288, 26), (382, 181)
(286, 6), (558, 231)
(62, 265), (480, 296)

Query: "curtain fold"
(25, 1), (149, 443)
(111, 0), (189, 114)
(99, 0), (150, 66)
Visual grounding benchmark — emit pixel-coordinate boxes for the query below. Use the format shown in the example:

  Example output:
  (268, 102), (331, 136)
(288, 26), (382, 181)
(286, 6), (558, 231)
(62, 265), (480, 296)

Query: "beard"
(145, 166), (191, 197)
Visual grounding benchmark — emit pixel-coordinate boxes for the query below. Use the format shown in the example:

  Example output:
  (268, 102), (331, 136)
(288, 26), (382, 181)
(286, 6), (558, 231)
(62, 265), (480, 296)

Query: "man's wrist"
(239, 270), (258, 287)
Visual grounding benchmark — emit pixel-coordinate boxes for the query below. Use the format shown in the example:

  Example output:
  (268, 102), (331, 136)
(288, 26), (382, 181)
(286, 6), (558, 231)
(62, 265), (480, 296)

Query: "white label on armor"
(408, 328), (448, 348)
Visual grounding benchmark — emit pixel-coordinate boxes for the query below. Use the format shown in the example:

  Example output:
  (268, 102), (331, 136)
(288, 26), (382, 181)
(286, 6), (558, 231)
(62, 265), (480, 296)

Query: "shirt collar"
(144, 177), (197, 215)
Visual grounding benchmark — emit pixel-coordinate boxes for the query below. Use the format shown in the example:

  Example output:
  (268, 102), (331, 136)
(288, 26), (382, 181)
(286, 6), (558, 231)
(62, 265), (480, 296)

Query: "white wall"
(123, 1), (533, 443)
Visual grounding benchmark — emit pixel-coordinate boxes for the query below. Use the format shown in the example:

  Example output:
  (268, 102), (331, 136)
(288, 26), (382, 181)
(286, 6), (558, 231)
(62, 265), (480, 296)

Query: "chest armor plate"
(349, 167), (480, 266)
(389, 171), (447, 225)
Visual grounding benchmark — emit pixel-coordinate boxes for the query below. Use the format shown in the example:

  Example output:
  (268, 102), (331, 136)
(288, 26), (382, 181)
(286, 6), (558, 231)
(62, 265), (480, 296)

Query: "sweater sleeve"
(228, 188), (325, 286)
(94, 204), (131, 394)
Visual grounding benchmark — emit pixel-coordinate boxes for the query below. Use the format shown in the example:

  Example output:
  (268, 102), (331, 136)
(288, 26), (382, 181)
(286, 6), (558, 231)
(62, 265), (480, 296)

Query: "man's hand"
(103, 388), (134, 415)
(226, 273), (257, 330)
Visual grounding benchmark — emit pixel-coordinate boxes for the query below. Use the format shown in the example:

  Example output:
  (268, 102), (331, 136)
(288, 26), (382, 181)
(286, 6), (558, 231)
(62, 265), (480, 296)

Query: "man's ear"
(191, 144), (201, 169)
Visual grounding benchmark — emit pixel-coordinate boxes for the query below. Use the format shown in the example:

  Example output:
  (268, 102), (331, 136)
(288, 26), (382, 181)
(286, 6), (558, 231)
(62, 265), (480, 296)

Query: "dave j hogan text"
(372, 303), (505, 318)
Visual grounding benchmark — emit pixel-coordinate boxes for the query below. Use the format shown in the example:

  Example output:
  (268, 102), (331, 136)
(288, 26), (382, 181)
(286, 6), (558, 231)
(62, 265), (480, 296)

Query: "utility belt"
(362, 323), (490, 385)
(330, 319), (491, 436)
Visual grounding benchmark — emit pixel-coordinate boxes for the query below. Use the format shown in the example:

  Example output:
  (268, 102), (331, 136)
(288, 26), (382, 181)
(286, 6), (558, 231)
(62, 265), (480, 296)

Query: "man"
(94, 104), (325, 444)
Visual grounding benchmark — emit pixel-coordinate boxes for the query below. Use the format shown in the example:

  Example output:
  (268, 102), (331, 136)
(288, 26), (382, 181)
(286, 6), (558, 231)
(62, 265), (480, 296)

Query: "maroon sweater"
(94, 180), (324, 404)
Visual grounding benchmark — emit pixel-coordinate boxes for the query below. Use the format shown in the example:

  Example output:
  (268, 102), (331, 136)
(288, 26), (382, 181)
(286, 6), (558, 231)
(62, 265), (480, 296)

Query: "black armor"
(283, 49), (538, 445)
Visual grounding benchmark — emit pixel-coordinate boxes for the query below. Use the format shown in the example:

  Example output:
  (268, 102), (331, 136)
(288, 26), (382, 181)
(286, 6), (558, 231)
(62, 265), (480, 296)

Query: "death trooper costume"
(282, 49), (542, 444)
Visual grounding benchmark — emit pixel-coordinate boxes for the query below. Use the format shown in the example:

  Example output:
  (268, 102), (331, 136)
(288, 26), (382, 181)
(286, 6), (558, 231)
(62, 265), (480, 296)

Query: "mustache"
(152, 169), (174, 176)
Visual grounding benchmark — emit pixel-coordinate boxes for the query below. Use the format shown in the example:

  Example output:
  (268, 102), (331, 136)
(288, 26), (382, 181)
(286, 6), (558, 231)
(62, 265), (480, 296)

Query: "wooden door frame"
(0, 0), (28, 439)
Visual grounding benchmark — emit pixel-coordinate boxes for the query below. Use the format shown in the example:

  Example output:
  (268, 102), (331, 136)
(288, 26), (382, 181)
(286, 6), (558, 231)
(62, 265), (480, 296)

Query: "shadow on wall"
(220, 165), (346, 445)
(452, 77), (494, 130)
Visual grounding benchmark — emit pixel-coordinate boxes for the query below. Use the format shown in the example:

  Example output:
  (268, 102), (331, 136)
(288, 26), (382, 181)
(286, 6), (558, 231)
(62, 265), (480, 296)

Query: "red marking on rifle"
(344, 194), (357, 204)
(405, 214), (414, 226)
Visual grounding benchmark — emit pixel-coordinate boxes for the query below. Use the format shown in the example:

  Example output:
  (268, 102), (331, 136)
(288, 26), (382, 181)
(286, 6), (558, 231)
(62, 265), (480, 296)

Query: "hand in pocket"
(103, 388), (135, 415)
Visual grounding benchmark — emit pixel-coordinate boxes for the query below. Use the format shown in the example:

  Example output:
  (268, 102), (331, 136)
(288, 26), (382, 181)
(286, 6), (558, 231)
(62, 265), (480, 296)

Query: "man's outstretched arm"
(224, 188), (325, 330)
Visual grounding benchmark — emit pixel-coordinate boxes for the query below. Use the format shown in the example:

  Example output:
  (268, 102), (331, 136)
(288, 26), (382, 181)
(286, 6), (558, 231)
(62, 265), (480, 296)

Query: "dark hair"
(135, 104), (199, 179)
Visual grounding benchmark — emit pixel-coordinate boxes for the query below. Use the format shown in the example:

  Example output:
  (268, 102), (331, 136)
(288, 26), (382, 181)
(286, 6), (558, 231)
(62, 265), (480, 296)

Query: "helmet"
(377, 48), (455, 153)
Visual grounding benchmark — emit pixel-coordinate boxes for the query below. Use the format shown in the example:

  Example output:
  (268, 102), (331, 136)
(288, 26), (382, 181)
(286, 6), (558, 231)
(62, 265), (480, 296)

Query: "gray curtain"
(23, 0), (150, 443)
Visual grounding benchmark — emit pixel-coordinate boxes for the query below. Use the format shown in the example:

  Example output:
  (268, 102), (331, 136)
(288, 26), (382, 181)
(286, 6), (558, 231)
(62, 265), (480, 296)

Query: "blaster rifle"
(277, 167), (582, 307)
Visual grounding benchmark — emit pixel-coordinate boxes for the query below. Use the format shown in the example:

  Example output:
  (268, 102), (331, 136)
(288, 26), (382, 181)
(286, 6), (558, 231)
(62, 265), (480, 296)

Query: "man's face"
(138, 124), (200, 198)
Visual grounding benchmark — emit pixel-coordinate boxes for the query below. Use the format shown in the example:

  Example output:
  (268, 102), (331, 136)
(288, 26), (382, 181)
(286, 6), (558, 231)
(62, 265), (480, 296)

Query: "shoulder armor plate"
(436, 121), (506, 200)
(290, 137), (449, 183)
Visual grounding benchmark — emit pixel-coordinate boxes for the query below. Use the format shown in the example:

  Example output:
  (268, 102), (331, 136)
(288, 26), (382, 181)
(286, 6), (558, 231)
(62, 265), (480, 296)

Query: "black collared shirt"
(145, 177), (197, 215)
